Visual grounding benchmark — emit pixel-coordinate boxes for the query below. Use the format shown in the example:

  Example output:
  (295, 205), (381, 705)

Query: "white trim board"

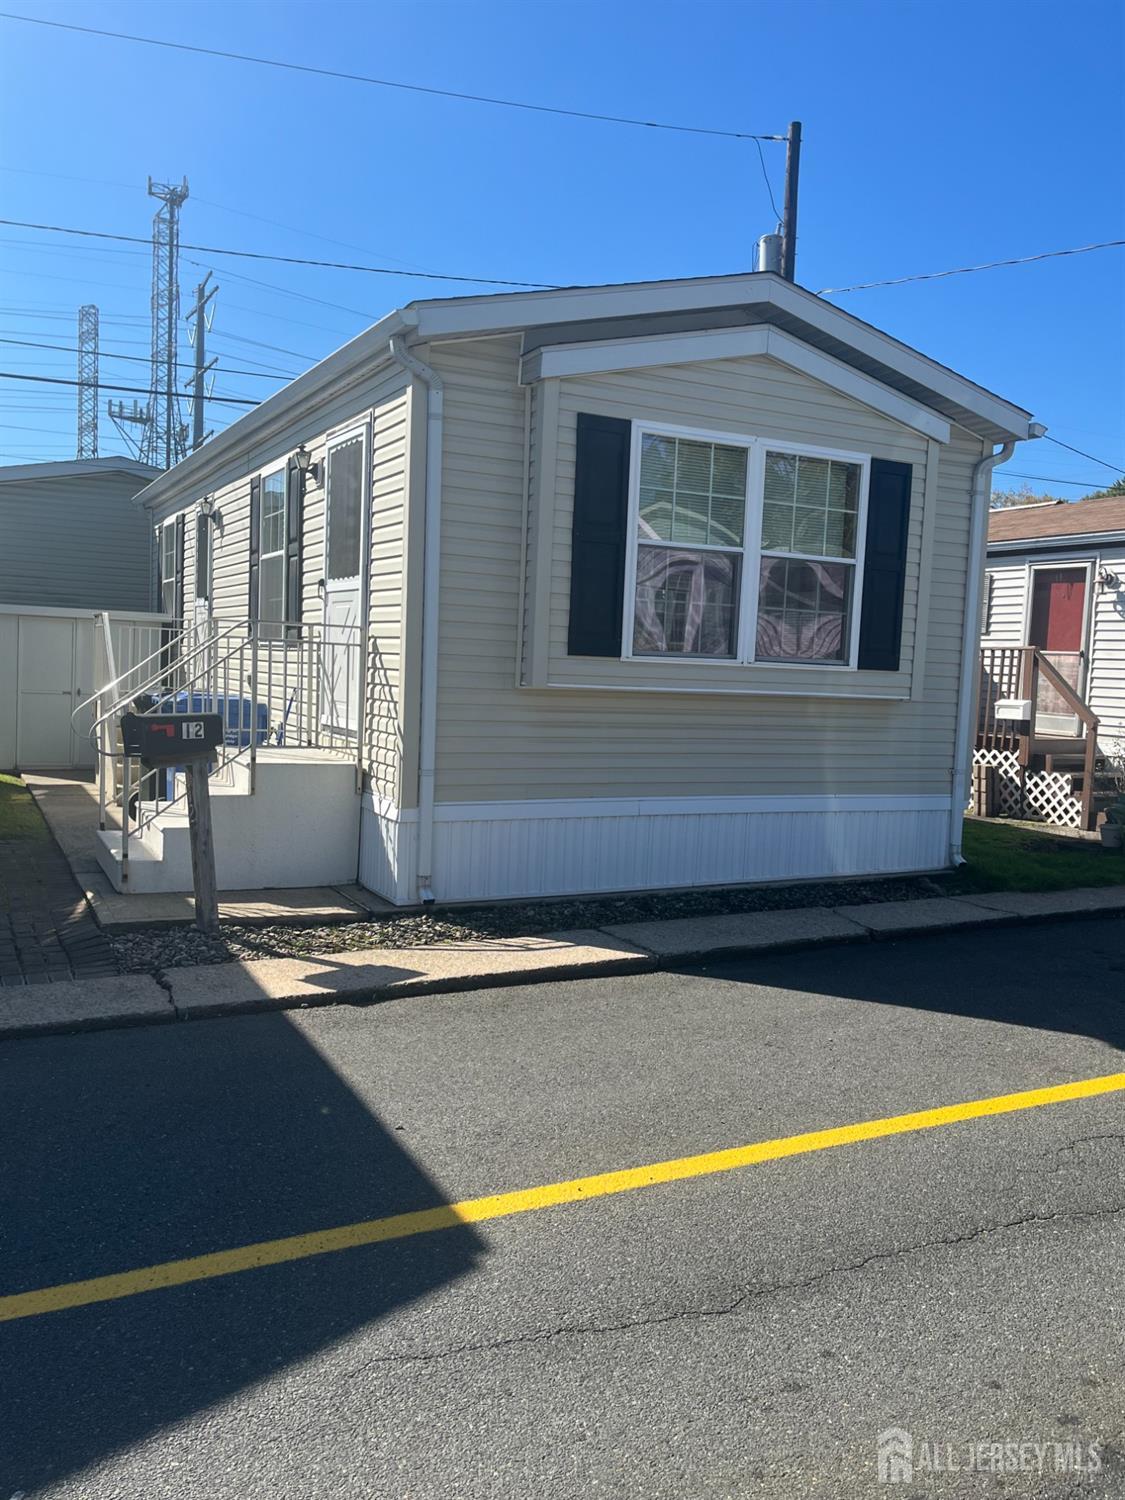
(522, 327), (952, 444)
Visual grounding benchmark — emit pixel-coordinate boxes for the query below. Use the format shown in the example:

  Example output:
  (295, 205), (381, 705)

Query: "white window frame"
(620, 420), (871, 670)
(159, 521), (180, 618)
(258, 466), (288, 638)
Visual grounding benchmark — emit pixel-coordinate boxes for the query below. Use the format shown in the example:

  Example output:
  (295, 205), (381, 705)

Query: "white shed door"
(321, 431), (367, 735)
(16, 616), (79, 767)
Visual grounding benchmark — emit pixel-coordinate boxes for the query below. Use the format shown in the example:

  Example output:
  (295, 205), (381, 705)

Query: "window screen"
(326, 436), (364, 582)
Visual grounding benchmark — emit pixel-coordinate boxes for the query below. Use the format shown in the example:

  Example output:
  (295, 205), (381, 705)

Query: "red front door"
(1028, 567), (1087, 730)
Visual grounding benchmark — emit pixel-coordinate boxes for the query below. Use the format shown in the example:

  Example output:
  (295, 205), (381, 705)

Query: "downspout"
(948, 423), (1045, 864)
(389, 330), (443, 904)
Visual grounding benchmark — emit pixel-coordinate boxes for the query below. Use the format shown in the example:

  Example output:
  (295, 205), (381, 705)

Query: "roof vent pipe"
(756, 233), (782, 274)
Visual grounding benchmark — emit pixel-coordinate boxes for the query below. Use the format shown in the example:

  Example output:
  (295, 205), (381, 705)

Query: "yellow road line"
(5, 1069), (1125, 1324)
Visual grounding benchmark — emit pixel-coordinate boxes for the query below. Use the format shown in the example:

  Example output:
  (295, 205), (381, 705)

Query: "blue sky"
(1, 0), (1122, 494)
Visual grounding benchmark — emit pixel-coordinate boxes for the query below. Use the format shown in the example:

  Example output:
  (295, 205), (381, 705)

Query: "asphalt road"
(3, 915), (1125, 1498)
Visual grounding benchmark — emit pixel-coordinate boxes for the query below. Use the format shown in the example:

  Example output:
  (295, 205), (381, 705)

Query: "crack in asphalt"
(345, 1199), (1125, 1374)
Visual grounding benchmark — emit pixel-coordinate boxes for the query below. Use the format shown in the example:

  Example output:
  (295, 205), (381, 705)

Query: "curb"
(1, 888), (1123, 1041)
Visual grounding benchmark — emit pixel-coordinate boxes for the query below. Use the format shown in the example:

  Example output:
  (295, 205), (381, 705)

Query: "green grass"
(0, 773), (49, 841)
(947, 817), (1125, 894)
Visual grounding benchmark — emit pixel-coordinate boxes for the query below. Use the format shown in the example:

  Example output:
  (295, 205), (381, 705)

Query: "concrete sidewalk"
(1, 883), (1123, 1039)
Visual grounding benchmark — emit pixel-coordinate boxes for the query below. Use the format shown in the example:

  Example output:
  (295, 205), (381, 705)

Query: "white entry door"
(321, 428), (367, 735)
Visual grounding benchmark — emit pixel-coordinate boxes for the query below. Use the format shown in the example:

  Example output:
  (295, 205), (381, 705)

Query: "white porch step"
(96, 749), (361, 894)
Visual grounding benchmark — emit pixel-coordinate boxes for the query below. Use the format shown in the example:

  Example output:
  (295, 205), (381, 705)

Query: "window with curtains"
(258, 469), (287, 640)
(628, 425), (869, 666)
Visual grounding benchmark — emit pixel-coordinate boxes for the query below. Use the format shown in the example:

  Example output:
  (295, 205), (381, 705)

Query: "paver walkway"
(0, 788), (118, 988)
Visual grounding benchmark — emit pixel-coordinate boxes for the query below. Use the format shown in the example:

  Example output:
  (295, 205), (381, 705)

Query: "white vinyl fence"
(0, 607), (170, 771)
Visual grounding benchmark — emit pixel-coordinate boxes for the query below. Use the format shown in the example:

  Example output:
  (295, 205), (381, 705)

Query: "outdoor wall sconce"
(1098, 565), (1120, 592)
(198, 494), (220, 524)
(295, 444), (321, 487)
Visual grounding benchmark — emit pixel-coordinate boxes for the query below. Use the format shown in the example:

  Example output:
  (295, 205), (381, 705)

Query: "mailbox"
(121, 712), (225, 766)
(993, 698), (1033, 723)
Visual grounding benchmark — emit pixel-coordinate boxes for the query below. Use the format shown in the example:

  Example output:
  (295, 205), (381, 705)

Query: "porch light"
(295, 444), (320, 487)
(1098, 565), (1120, 592)
(198, 494), (219, 523)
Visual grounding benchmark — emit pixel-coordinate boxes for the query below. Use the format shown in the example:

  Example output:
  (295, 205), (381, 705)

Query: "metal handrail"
(84, 618), (250, 742)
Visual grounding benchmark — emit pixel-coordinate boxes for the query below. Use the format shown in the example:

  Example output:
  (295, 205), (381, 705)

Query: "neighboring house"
(0, 457), (159, 610)
(93, 271), (1038, 901)
(977, 494), (1125, 828)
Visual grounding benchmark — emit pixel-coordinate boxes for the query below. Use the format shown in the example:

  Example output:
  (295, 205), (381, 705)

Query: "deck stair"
(75, 615), (366, 894)
(976, 646), (1107, 830)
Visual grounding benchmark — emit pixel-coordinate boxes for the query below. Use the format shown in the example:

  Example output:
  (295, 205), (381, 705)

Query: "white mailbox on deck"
(993, 698), (1032, 722)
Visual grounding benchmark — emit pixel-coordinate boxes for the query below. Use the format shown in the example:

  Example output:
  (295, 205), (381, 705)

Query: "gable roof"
(0, 456), (160, 487)
(989, 493), (1125, 546)
(137, 271), (1036, 510)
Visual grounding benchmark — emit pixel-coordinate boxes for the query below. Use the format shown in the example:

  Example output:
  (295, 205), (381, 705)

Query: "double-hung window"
(159, 522), (179, 617)
(258, 469), (287, 640)
(755, 450), (862, 665)
(627, 425), (868, 667)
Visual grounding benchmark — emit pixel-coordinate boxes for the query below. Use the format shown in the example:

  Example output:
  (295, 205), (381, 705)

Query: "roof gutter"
(949, 424), (1045, 865)
(388, 326), (443, 905)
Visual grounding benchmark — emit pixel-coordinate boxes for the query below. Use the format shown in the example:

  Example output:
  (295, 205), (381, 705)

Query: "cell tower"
(108, 176), (190, 470)
(76, 304), (99, 459)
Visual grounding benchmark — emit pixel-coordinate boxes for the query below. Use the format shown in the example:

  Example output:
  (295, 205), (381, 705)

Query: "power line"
(0, 216), (552, 289)
(0, 335), (297, 382)
(1044, 434), (1123, 476)
(819, 239), (1125, 294)
(0, 11), (783, 142)
(753, 138), (780, 225)
(994, 471), (1109, 488)
(0, 371), (258, 406)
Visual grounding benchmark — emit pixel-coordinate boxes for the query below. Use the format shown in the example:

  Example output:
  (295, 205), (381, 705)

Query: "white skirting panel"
(358, 794), (417, 905)
(360, 792), (951, 906)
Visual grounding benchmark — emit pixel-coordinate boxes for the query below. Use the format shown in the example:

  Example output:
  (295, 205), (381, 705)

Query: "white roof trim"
(137, 271), (1032, 511)
(522, 325), (951, 443)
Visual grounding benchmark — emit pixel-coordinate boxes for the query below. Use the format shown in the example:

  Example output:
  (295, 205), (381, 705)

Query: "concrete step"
(95, 749), (361, 894)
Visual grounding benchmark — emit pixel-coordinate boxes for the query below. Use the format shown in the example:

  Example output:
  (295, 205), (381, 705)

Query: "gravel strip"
(110, 873), (950, 975)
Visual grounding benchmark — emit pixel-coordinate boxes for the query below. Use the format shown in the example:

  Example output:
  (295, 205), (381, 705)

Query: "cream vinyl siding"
(144, 364), (410, 803)
(430, 335), (985, 804)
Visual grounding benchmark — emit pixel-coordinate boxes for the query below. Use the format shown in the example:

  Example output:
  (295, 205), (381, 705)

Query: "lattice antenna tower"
(143, 176), (190, 469)
(76, 304), (99, 458)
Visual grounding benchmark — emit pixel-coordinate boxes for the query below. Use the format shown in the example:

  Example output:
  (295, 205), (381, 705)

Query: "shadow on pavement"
(0, 1011), (483, 1492)
(679, 913), (1125, 1052)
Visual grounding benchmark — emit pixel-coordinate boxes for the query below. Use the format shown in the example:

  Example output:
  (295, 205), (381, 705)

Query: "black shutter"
(567, 413), (631, 657)
(285, 457), (303, 636)
(174, 512), (185, 621)
(248, 475), (261, 625)
(857, 458), (913, 671)
(154, 525), (163, 612)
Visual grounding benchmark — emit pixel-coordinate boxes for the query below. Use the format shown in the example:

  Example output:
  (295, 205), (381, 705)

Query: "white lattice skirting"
(972, 749), (1083, 828)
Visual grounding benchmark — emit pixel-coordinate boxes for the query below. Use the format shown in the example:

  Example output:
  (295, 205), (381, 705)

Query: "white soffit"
(521, 325), (952, 443)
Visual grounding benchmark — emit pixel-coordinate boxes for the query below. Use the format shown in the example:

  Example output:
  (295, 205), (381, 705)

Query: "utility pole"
(76, 304), (99, 458)
(185, 271), (218, 451)
(780, 120), (802, 283)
